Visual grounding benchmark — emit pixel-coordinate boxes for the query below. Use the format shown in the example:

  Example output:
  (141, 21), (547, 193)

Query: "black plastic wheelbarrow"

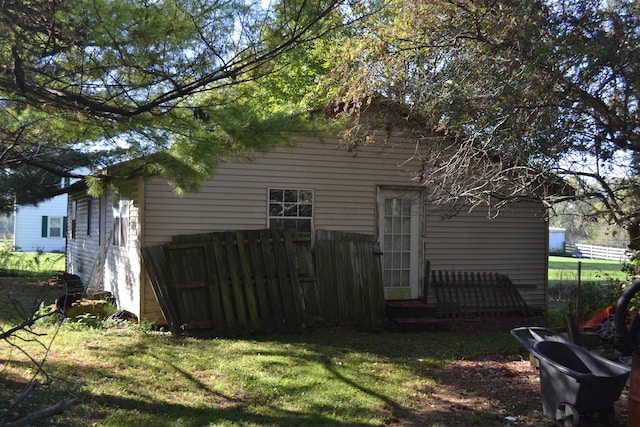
(511, 327), (630, 427)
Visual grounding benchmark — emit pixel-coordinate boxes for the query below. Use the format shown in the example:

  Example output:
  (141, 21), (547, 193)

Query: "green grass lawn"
(0, 250), (65, 278)
(548, 255), (629, 286)
(0, 314), (521, 427)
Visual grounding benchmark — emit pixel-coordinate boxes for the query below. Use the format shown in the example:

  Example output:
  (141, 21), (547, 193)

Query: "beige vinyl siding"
(139, 137), (423, 321)
(133, 136), (548, 321)
(142, 137), (422, 246)
(424, 200), (548, 310)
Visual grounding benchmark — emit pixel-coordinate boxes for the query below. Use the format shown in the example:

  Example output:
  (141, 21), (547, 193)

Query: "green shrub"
(549, 278), (627, 320)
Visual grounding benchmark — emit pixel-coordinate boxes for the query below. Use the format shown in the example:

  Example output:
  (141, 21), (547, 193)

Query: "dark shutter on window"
(41, 216), (48, 237)
(63, 216), (67, 237)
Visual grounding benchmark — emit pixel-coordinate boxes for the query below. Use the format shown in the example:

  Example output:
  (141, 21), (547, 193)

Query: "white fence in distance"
(571, 243), (630, 262)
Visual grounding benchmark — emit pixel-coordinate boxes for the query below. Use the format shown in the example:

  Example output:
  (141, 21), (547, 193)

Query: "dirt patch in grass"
(387, 352), (628, 427)
(0, 276), (64, 322)
(387, 317), (630, 427)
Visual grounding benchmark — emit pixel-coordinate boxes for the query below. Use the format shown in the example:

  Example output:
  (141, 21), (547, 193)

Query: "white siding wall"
(102, 186), (143, 320)
(14, 195), (68, 252)
(66, 190), (101, 286)
(67, 186), (144, 321)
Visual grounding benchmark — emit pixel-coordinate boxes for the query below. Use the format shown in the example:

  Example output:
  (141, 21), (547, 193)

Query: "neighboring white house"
(13, 178), (72, 252)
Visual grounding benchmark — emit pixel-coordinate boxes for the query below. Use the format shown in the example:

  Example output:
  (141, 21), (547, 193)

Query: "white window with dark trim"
(268, 188), (313, 234)
(112, 199), (131, 247)
(41, 216), (66, 238)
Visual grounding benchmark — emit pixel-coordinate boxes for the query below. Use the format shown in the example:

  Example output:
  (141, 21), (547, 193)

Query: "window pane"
(392, 252), (401, 268)
(402, 217), (411, 233)
(402, 199), (412, 216)
(392, 235), (401, 250)
(401, 270), (410, 286)
(402, 235), (411, 251)
(284, 189), (298, 202)
(402, 253), (410, 268)
(384, 217), (392, 233)
(392, 217), (401, 233)
(272, 219), (283, 229)
(269, 203), (282, 217)
(298, 219), (312, 233)
(393, 271), (402, 287)
(299, 190), (312, 203)
(383, 237), (392, 251)
(270, 189), (283, 202)
(383, 270), (392, 285)
(282, 218), (299, 228)
(392, 199), (401, 217)
(299, 204), (312, 217)
(284, 203), (298, 216)
(49, 217), (62, 237)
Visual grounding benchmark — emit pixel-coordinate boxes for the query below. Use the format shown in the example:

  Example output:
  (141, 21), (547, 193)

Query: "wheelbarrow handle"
(510, 327), (557, 350)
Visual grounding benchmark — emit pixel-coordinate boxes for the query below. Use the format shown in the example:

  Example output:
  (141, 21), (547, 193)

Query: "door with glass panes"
(378, 189), (421, 299)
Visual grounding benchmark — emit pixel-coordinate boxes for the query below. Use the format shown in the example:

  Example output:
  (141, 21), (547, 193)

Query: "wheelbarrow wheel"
(598, 403), (621, 424)
(555, 403), (579, 427)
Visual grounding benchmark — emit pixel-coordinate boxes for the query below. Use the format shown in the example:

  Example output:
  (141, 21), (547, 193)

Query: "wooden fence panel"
(143, 228), (315, 336)
(140, 245), (180, 335)
(292, 232), (322, 324)
(258, 229), (287, 330)
(144, 228), (388, 335)
(283, 230), (306, 326)
(247, 232), (274, 332)
(167, 243), (219, 335)
(210, 233), (238, 335)
(314, 230), (385, 326)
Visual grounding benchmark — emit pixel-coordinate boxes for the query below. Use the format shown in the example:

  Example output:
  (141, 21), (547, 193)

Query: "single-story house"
(65, 126), (549, 325)
(14, 193), (68, 252)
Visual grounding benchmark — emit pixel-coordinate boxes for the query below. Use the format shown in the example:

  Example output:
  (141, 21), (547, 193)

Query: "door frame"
(376, 187), (423, 300)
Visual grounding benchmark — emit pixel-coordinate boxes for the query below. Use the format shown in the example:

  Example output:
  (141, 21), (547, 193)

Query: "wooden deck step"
(386, 299), (450, 332)
(392, 317), (451, 332)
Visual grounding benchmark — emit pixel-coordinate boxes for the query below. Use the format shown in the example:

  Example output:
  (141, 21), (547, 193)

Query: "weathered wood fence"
(314, 230), (386, 326)
(427, 269), (529, 318)
(141, 229), (386, 337)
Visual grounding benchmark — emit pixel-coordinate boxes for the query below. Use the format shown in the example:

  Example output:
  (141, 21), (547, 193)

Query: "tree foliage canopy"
(329, 0), (640, 247)
(0, 0), (347, 212)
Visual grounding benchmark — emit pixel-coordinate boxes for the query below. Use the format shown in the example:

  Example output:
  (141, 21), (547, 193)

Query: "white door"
(378, 189), (421, 299)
